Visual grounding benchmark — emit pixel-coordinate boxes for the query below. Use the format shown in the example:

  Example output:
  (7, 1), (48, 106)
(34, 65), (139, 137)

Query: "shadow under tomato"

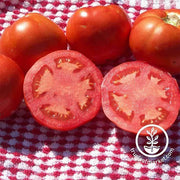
(0, 102), (111, 158)
(98, 51), (135, 77)
(173, 74), (180, 87)
(0, 101), (179, 166)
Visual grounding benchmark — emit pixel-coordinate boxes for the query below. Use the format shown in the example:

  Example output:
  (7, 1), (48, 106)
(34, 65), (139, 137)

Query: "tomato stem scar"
(163, 13), (180, 27)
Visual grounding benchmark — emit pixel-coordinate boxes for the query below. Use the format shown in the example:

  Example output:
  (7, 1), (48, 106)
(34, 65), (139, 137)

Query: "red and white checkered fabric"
(0, 0), (180, 179)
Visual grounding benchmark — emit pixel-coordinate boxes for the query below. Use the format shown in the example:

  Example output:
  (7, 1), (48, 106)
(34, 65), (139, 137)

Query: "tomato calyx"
(163, 13), (180, 27)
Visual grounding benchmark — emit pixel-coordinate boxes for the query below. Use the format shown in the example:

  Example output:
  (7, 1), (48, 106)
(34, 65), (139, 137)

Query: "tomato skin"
(129, 9), (180, 74)
(0, 13), (67, 73)
(101, 61), (180, 135)
(66, 5), (131, 65)
(0, 55), (24, 119)
(23, 50), (103, 131)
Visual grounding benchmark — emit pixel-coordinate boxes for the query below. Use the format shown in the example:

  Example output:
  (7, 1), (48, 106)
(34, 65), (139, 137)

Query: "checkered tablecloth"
(0, 0), (180, 179)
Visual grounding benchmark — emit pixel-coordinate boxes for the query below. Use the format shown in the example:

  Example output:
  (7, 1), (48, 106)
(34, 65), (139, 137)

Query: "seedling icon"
(144, 127), (160, 154)
(136, 124), (169, 157)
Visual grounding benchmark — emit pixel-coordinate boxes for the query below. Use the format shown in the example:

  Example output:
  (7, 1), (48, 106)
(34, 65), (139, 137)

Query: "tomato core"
(163, 13), (180, 27)
(33, 58), (95, 120)
(110, 69), (171, 126)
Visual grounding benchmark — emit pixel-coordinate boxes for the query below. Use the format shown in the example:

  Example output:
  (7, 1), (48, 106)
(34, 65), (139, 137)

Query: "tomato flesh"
(101, 61), (180, 135)
(23, 50), (103, 131)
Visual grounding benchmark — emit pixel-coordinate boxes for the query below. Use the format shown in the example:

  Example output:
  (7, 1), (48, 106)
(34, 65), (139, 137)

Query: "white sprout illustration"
(144, 127), (160, 154)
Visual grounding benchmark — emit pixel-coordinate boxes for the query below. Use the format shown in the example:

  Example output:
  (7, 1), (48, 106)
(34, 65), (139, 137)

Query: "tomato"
(0, 54), (24, 119)
(129, 9), (180, 74)
(101, 61), (180, 135)
(0, 13), (67, 73)
(66, 5), (131, 65)
(23, 50), (103, 131)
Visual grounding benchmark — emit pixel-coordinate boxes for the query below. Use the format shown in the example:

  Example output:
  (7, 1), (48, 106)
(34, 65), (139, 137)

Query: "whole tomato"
(66, 5), (131, 65)
(0, 13), (67, 73)
(129, 9), (180, 74)
(0, 55), (24, 120)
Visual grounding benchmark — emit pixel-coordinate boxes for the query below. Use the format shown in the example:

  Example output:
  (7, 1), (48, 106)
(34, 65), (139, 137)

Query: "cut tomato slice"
(101, 61), (180, 135)
(23, 50), (103, 131)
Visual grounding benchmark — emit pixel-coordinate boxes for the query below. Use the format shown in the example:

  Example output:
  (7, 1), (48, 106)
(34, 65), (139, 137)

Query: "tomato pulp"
(101, 61), (180, 135)
(0, 13), (67, 73)
(0, 55), (24, 119)
(66, 5), (131, 65)
(129, 9), (180, 74)
(23, 50), (103, 131)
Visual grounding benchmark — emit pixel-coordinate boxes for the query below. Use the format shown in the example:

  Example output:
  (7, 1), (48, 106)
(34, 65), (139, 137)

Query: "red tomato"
(0, 13), (67, 73)
(129, 9), (180, 74)
(101, 61), (180, 135)
(23, 50), (103, 131)
(0, 54), (24, 119)
(66, 5), (131, 65)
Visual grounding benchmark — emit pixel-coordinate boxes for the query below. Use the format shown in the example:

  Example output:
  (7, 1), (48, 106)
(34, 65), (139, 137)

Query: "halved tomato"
(101, 61), (180, 135)
(23, 50), (103, 131)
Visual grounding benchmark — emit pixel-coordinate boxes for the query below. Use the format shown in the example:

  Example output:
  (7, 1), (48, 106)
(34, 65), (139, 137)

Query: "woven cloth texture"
(0, 0), (180, 180)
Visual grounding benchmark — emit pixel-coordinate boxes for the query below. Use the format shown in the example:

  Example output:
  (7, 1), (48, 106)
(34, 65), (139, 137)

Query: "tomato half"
(0, 55), (24, 119)
(129, 9), (180, 74)
(23, 50), (103, 131)
(101, 61), (180, 135)
(66, 5), (131, 65)
(0, 13), (67, 73)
